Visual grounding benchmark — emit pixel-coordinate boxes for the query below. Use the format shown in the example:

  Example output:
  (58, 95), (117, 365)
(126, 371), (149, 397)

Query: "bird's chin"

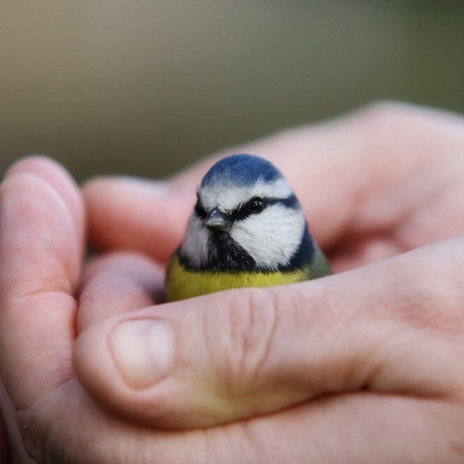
(206, 228), (230, 241)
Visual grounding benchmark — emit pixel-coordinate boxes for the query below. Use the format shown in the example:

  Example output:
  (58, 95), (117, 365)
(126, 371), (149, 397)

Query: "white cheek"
(230, 205), (305, 268)
(180, 214), (209, 267)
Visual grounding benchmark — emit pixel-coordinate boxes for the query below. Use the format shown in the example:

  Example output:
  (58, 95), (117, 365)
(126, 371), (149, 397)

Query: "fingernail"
(109, 319), (174, 389)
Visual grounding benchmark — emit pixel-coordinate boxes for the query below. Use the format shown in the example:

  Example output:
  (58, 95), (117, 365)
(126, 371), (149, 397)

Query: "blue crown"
(201, 154), (282, 188)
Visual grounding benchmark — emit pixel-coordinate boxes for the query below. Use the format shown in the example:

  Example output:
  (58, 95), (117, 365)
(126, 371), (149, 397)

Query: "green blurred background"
(1, 0), (464, 181)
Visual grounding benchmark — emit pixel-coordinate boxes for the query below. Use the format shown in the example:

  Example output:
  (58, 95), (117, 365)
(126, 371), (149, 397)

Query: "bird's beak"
(204, 208), (232, 233)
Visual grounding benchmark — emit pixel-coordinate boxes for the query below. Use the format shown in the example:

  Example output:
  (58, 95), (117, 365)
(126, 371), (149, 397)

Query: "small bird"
(165, 154), (331, 301)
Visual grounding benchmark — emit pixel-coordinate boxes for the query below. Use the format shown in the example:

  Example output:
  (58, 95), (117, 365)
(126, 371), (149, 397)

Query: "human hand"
(2, 102), (464, 463)
(78, 102), (464, 461)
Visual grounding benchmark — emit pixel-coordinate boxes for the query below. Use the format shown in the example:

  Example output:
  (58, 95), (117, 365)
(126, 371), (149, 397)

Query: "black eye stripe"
(194, 198), (207, 219)
(270, 194), (299, 209)
(195, 194), (299, 222)
(233, 194), (299, 221)
(230, 198), (263, 221)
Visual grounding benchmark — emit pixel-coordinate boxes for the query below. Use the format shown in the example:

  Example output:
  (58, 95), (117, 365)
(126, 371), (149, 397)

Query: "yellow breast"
(165, 253), (313, 302)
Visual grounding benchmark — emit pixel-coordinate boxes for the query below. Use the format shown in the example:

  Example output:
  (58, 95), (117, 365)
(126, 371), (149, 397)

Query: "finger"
(73, 237), (464, 429)
(84, 177), (193, 262)
(6, 155), (84, 234)
(0, 156), (85, 408)
(78, 252), (164, 332)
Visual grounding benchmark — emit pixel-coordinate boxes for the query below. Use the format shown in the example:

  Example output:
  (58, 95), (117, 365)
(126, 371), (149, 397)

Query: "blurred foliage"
(1, 0), (463, 181)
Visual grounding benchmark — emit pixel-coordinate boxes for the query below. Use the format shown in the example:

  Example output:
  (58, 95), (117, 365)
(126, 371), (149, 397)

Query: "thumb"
(73, 238), (464, 429)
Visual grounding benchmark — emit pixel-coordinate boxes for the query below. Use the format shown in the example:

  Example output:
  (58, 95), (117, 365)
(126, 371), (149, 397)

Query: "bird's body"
(165, 154), (331, 302)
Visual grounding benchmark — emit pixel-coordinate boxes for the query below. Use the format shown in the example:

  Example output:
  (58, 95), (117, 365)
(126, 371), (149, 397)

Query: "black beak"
(204, 208), (232, 233)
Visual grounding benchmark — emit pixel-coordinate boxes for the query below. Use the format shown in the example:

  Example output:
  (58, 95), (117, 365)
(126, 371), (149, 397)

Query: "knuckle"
(214, 288), (279, 392)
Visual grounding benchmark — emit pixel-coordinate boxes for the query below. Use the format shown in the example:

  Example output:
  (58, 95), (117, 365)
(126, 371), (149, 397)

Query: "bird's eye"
(248, 197), (265, 214)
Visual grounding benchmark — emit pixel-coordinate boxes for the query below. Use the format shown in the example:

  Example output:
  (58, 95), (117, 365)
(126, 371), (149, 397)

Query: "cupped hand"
(79, 102), (464, 460)
(2, 102), (464, 463)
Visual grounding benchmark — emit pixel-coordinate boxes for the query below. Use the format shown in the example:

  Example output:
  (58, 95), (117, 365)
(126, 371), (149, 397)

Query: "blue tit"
(165, 154), (331, 301)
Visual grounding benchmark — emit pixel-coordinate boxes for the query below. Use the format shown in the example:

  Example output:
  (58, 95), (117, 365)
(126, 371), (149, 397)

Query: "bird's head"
(179, 154), (309, 272)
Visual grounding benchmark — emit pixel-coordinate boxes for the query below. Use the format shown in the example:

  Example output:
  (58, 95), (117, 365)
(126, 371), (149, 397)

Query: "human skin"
(2, 102), (464, 462)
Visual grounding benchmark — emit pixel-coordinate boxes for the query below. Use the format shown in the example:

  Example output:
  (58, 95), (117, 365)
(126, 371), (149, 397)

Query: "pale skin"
(1, 102), (464, 463)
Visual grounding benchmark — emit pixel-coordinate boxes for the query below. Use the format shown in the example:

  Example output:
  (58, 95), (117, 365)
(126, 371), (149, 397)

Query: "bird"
(165, 154), (332, 301)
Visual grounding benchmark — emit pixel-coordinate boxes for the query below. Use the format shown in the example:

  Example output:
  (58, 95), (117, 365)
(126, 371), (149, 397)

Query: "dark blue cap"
(201, 154), (283, 188)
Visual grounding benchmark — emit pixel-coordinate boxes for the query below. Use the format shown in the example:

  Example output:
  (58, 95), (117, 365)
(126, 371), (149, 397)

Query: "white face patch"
(180, 214), (210, 267)
(180, 176), (306, 269)
(199, 178), (293, 213)
(230, 204), (306, 269)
